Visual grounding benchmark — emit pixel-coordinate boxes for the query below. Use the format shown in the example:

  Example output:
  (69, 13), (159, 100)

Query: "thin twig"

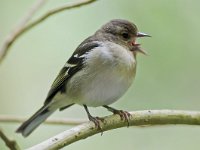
(0, 128), (20, 150)
(27, 110), (200, 150)
(0, 115), (87, 126)
(0, 0), (97, 64)
(0, 0), (48, 63)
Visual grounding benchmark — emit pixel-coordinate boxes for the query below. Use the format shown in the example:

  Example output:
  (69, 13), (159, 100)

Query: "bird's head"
(96, 19), (150, 55)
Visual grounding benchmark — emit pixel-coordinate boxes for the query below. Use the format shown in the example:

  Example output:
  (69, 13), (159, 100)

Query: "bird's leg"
(83, 105), (103, 130)
(103, 105), (131, 126)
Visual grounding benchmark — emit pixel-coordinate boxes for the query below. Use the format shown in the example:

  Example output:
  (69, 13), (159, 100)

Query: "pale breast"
(66, 42), (136, 107)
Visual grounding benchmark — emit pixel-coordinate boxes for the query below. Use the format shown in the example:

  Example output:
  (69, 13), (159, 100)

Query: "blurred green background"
(1, 0), (200, 149)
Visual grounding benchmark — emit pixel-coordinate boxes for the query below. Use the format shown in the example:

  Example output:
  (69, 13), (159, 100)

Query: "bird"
(16, 19), (150, 137)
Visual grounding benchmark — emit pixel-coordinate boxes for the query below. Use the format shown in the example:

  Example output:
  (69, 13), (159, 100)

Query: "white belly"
(79, 69), (135, 106)
(66, 42), (136, 107)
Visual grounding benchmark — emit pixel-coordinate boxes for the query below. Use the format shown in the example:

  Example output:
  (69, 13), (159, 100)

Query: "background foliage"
(0, 0), (200, 149)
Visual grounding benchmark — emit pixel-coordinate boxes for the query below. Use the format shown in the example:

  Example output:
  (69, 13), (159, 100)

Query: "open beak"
(137, 32), (151, 38)
(133, 44), (148, 55)
(131, 32), (150, 55)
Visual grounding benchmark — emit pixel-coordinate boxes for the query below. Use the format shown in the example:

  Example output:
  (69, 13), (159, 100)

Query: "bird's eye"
(121, 32), (130, 40)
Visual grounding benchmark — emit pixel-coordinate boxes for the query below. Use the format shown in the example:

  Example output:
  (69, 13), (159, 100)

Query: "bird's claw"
(113, 110), (131, 126)
(88, 116), (104, 134)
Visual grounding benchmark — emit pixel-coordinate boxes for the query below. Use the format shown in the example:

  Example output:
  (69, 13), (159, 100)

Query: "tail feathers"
(16, 105), (56, 137)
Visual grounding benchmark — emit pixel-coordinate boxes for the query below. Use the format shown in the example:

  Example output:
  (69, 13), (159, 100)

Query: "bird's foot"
(83, 105), (104, 135)
(88, 116), (104, 135)
(103, 105), (131, 126)
(113, 110), (131, 126)
(88, 116), (103, 129)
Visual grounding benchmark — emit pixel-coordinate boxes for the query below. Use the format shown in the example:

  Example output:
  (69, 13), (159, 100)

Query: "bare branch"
(0, 115), (87, 126)
(0, 0), (97, 64)
(27, 110), (200, 150)
(0, 0), (48, 63)
(0, 128), (20, 150)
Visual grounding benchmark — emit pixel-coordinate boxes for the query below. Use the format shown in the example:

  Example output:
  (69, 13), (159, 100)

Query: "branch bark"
(0, 129), (20, 150)
(27, 110), (200, 150)
(0, 0), (48, 63)
(0, 0), (97, 64)
(0, 115), (86, 126)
